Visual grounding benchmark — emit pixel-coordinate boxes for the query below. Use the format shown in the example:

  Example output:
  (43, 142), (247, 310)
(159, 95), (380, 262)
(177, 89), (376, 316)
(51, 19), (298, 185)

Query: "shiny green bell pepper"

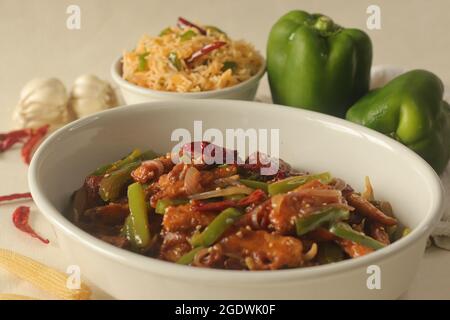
(346, 70), (450, 174)
(190, 208), (242, 247)
(176, 246), (205, 265)
(126, 182), (151, 249)
(329, 222), (385, 250)
(268, 172), (331, 196)
(267, 10), (372, 118)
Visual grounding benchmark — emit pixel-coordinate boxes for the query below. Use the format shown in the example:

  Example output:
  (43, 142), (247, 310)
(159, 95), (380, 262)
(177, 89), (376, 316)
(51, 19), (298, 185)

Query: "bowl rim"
(110, 55), (266, 98)
(29, 99), (445, 284)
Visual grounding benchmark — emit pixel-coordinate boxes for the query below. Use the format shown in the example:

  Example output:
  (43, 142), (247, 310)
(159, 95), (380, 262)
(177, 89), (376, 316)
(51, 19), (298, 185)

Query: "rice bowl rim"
(111, 55), (266, 97)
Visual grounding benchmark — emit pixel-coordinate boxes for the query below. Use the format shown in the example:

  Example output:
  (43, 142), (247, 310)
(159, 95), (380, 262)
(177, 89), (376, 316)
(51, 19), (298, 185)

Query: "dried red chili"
(12, 206), (49, 244)
(0, 192), (32, 203)
(186, 41), (227, 65)
(0, 124), (49, 165)
(177, 17), (207, 35)
(0, 128), (31, 152)
(21, 124), (49, 164)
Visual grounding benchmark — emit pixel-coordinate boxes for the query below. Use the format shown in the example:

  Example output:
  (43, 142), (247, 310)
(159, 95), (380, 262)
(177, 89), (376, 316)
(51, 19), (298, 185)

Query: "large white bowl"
(29, 100), (444, 299)
(111, 57), (266, 104)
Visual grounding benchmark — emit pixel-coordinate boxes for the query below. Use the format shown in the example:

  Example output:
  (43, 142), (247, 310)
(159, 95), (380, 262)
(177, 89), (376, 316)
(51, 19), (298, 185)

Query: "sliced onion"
(362, 176), (374, 201)
(214, 175), (240, 188)
(188, 185), (254, 200)
(184, 166), (202, 195)
(303, 243), (318, 261)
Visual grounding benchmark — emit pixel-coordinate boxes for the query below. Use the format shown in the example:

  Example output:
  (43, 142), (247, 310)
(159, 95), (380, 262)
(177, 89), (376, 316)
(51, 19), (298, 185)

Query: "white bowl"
(29, 100), (444, 299)
(111, 57), (266, 104)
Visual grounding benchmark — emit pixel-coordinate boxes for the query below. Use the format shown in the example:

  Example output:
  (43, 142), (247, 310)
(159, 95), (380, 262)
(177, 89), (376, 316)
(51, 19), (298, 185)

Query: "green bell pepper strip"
(92, 149), (142, 176)
(329, 222), (385, 250)
(155, 198), (189, 214)
(98, 162), (141, 201)
(268, 172), (331, 196)
(140, 149), (159, 161)
(295, 208), (349, 236)
(120, 215), (134, 244)
(180, 30), (197, 42)
(137, 52), (150, 71)
(169, 52), (182, 71)
(92, 149), (158, 176)
(316, 242), (345, 264)
(267, 10), (372, 118)
(205, 25), (227, 36)
(346, 70), (450, 174)
(190, 208), (242, 247)
(127, 182), (151, 248)
(159, 27), (172, 36)
(221, 61), (237, 73)
(239, 179), (268, 192)
(176, 246), (205, 265)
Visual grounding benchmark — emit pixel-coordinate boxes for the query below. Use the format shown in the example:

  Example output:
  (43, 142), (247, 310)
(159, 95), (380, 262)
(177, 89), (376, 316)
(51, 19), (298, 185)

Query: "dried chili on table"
(0, 124), (49, 165)
(12, 206), (49, 244)
(0, 192), (32, 203)
(21, 124), (49, 164)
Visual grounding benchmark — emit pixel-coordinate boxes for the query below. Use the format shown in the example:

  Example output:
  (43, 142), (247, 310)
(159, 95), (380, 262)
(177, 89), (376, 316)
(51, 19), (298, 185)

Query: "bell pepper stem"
(314, 16), (334, 32)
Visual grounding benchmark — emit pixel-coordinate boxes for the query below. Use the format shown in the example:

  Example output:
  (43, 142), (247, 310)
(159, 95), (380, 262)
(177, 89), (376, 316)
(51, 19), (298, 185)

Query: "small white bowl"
(111, 56), (266, 104)
(29, 99), (444, 299)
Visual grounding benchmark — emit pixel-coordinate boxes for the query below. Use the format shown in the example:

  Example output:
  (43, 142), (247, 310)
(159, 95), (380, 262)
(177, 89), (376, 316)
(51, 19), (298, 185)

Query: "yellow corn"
(0, 248), (91, 300)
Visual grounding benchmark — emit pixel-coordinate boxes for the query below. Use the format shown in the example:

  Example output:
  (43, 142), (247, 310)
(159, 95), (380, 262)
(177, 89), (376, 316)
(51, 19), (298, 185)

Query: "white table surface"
(1, 0), (450, 299)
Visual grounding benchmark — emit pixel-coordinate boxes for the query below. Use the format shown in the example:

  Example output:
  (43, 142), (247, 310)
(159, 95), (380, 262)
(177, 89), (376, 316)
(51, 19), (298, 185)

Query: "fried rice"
(122, 21), (263, 92)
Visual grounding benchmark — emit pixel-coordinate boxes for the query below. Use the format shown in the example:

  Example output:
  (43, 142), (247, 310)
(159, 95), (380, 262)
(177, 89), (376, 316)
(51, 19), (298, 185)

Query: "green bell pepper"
(176, 246), (205, 265)
(329, 222), (385, 250)
(155, 198), (189, 214)
(295, 208), (349, 236)
(92, 149), (142, 176)
(268, 172), (331, 196)
(126, 182), (151, 249)
(316, 242), (344, 264)
(239, 179), (269, 192)
(190, 208), (242, 247)
(98, 161), (141, 202)
(267, 10), (372, 118)
(346, 70), (450, 174)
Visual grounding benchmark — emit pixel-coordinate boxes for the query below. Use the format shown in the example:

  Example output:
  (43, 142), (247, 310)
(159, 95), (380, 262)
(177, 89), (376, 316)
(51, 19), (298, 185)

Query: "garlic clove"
(12, 78), (73, 130)
(69, 74), (118, 118)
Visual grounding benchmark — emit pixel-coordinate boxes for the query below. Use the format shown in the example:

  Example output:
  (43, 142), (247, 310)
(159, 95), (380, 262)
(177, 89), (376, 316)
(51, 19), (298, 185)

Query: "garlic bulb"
(69, 75), (118, 118)
(12, 78), (73, 130)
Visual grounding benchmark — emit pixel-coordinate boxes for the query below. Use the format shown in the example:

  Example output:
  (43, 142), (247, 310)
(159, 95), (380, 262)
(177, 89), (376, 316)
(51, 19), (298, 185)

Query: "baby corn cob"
(0, 294), (36, 300)
(0, 248), (91, 300)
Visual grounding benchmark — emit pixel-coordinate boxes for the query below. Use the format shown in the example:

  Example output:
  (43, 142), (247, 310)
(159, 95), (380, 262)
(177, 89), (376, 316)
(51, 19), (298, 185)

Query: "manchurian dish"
(122, 17), (263, 92)
(71, 142), (409, 270)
